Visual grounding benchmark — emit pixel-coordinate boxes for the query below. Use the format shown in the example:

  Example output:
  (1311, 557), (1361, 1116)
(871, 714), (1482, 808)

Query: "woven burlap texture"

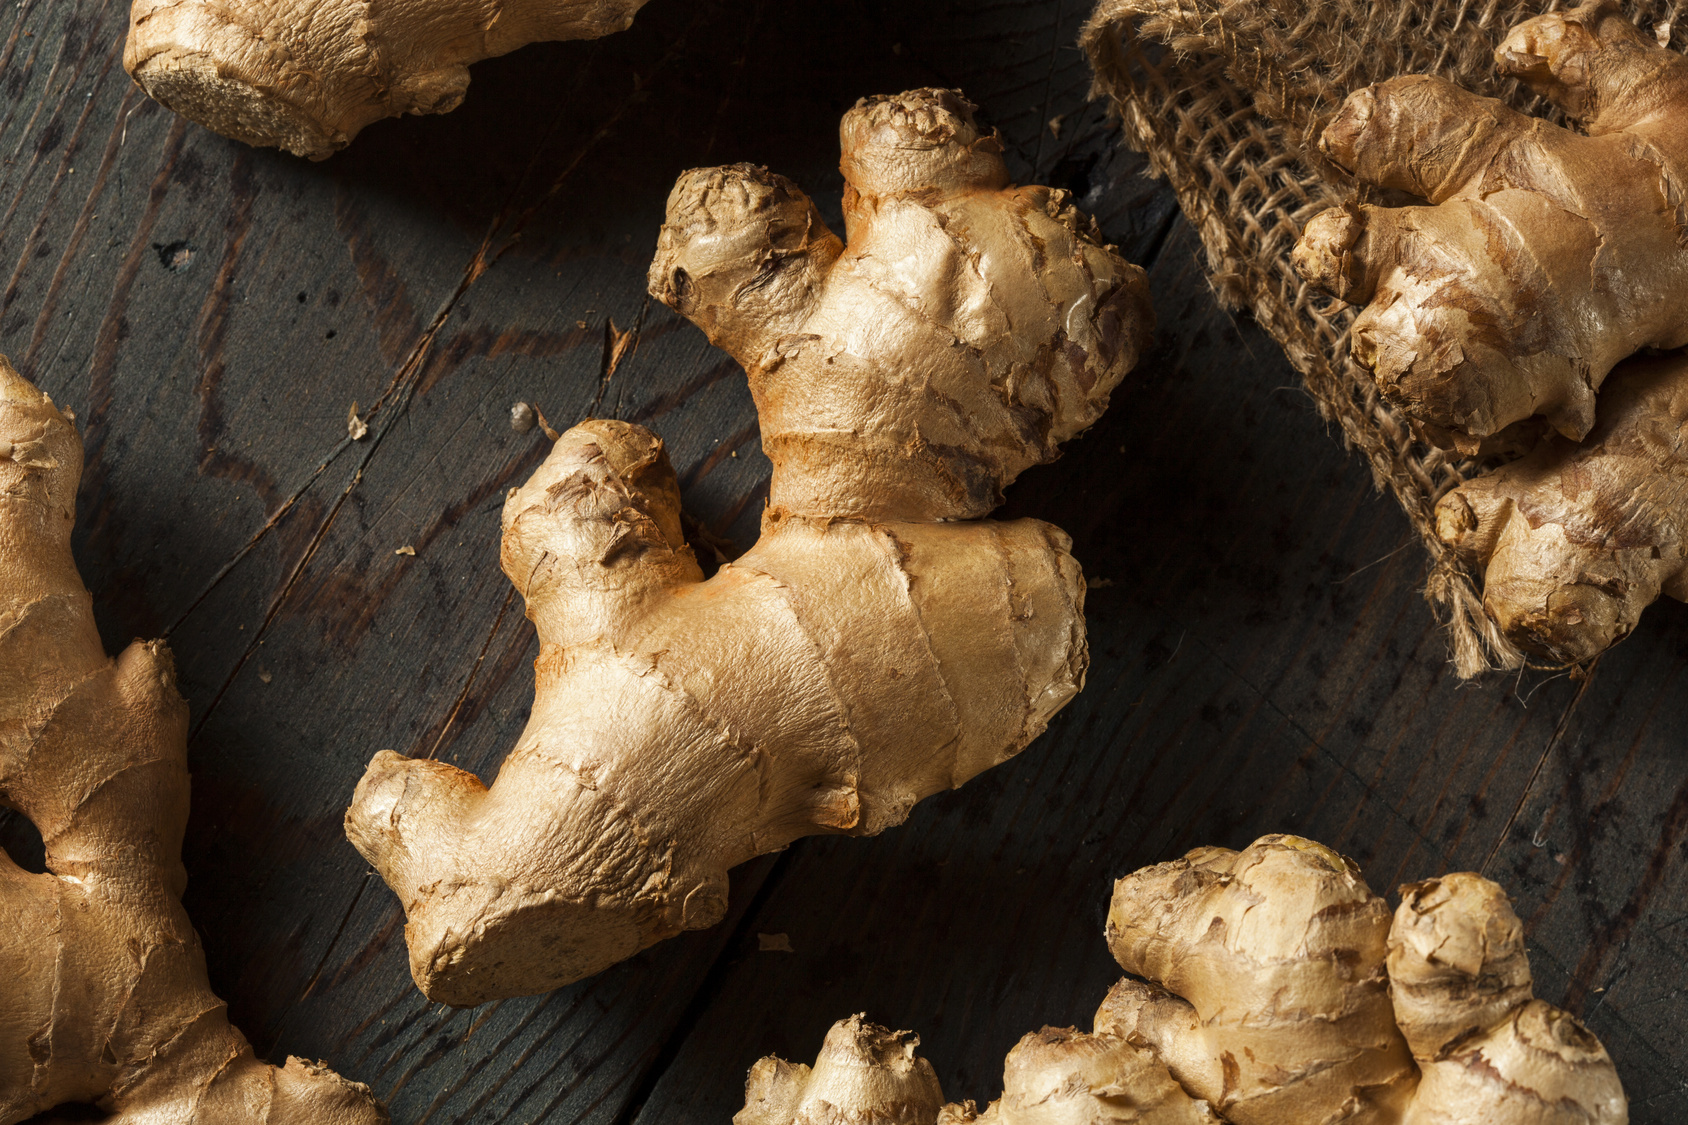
(1082, 0), (1685, 677)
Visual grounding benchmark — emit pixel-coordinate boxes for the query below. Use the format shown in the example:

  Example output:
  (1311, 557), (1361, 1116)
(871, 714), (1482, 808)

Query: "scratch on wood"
(423, 586), (520, 761)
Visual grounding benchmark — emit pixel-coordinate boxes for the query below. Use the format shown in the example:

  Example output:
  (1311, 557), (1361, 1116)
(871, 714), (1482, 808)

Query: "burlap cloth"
(1082, 1), (1685, 677)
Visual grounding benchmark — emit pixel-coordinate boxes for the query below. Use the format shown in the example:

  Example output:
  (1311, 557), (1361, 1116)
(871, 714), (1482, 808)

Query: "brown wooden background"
(4, 1), (1685, 1121)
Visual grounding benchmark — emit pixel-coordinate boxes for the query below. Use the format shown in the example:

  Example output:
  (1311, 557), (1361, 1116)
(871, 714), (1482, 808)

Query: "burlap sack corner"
(1081, 0), (1684, 678)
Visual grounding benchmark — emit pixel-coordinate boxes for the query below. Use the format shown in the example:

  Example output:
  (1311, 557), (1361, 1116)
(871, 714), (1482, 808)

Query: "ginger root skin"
(344, 88), (1152, 1006)
(0, 356), (387, 1125)
(1435, 350), (1688, 664)
(1291, 1), (1688, 454)
(739, 837), (1625, 1125)
(123, 0), (650, 158)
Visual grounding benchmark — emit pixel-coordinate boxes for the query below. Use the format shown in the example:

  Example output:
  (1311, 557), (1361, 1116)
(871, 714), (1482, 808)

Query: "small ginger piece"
(742, 836), (1625, 1125)
(343, 88), (1153, 1006)
(0, 356), (387, 1124)
(124, 0), (651, 158)
(736, 1015), (946, 1125)
(1292, 1), (1688, 453)
(1435, 351), (1688, 664)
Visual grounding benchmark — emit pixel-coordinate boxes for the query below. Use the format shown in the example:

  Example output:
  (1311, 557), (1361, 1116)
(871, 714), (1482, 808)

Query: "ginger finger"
(1498, 0), (1688, 135)
(1388, 873), (1626, 1124)
(1294, 2), (1688, 451)
(1090, 980), (1224, 1119)
(735, 1016), (946, 1125)
(1436, 350), (1688, 664)
(1319, 77), (1536, 204)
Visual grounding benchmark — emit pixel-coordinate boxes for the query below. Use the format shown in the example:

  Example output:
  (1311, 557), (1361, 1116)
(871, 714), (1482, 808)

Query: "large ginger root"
(1291, 1), (1688, 454)
(0, 357), (387, 1124)
(124, 0), (650, 158)
(1435, 350), (1688, 664)
(742, 836), (1625, 1125)
(344, 88), (1152, 1007)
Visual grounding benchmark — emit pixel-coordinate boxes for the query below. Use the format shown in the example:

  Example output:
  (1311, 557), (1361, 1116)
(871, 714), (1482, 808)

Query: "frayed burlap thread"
(1082, 0), (1684, 677)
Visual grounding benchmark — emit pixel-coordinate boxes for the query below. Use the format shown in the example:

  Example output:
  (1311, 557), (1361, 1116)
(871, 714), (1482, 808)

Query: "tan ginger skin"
(343, 89), (1153, 1007)
(1437, 351), (1688, 664)
(0, 357), (387, 1125)
(741, 836), (1625, 1125)
(1292, 1), (1688, 455)
(124, 0), (650, 159)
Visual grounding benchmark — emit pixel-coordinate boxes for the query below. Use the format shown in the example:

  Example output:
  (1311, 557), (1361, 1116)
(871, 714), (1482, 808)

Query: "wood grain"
(1, 0), (1683, 1121)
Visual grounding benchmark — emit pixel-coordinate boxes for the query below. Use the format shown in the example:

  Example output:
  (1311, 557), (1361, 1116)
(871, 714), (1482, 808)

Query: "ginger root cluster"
(1293, 1), (1688, 664)
(741, 836), (1625, 1125)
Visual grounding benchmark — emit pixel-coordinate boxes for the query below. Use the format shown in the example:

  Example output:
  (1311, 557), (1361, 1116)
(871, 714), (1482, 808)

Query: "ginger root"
(1292, 1), (1688, 454)
(124, 0), (650, 158)
(0, 356), (387, 1124)
(344, 88), (1152, 1006)
(1436, 350), (1688, 663)
(742, 836), (1625, 1125)
(1102, 836), (1623, 1123)
(739, 1016), (1218, 1125)
(737, 1016), (947, 1125)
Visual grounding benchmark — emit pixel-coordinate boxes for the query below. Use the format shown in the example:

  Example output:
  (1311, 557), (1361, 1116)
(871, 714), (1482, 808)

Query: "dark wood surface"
(4, 1), (1685, 1121)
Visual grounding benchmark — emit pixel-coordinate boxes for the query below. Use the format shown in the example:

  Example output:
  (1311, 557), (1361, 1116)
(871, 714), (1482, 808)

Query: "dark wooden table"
(6, 1), (1686, 1121)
